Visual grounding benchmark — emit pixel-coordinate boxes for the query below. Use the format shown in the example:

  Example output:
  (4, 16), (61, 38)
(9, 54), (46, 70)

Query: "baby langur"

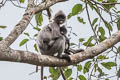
(36, 10), (70, 80)
(60, 25), (84, 55)
(60, 25), (70, 55)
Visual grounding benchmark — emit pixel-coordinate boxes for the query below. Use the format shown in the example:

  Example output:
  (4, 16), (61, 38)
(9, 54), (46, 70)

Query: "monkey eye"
(56, 15), (66, 20)
(58, 15), (65, 19)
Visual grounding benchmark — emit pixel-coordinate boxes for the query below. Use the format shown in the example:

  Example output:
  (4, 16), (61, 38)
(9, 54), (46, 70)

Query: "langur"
(60, 25), (84, 55)
(36, 10), (70, 80)
(60, 25), (70, 55)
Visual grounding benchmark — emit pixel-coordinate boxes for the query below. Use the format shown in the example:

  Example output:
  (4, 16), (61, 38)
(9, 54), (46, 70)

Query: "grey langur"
(37, 10), (70, 60)
(36, 10), (70, 80)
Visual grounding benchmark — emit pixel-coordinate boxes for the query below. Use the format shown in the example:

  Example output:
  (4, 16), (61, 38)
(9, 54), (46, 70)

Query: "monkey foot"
(61, 54), (71, 62)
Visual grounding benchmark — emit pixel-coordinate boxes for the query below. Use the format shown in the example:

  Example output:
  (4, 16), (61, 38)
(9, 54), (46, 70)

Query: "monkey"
(36, 10), (85, 80)
(60, 25), (85, 55)
(60, 25), (84, 55)
(37, 11), (69, 59)
(60, 25), (67, 35)
(60, 25), (71, 55)
(36, 10), (70, 80)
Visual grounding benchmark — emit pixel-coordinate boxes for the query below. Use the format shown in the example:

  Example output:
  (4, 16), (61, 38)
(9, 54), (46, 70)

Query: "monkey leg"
(60, 54), (71, 62)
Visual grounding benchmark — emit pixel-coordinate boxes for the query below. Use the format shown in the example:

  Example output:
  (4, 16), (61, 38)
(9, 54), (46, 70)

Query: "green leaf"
(33, 27), (41, 31)
(102, 0), (117, 10)
(117, 69), (120, 78)
(107, 62), (117, 66)
(98, 27), (105, 36)
(49, 67), (60, 80)
(24, 32), (30, 37)
(104, 21), (113, 31)
(19, 39), (29, 46)
(83, 42), (94, 47)
(88, 1), (94, 10)
(34, 34), (38, 37)
(98, 27), (106, 42)
(72, 4), (83, 16)
(43, 76), (47, 79)
(78, 75), (86, 80)
(94, 24), (98, 31)
(83, 61), (91, 74)
(70, 43), (77, 46)
(67, 13), (72, 19)
(35, 12), (43, 26)
(117, 11), (120, 14)
(65, 69), (72, 79)
(49, 67), (54, 74)
(92, 18), (98, 26)
(101, 62), (117, 70)
(101, 62), (111, 70)
(79, 38), (85, 42)
(94, 64), (98, 72)
(83, 36), (94, 47)
(34, 44), (38, 52)
(98, 67), (104, 76)
(78, 65), (82, 72)
(97, 0), (103, 1)
(77, 17), (86, 24)
(118, 46), (120, 53)
(0, 37), (3, 41)
(0, 25), (6, 29)
(98, 35), (106, 42)
(19, 0), (25, 3)
(97, 55), (108, 60)
(117, 19), (120, 30)
(68, 77), (73, 80)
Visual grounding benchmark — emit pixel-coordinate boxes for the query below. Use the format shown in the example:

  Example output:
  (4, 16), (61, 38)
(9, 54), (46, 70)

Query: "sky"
(0, 0), (120, 80)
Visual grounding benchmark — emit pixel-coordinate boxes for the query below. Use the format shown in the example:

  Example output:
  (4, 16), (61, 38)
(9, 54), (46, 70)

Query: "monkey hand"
(60, 54), (71, 62)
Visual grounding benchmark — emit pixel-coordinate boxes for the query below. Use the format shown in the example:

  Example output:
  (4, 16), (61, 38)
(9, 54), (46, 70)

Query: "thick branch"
(0, 31), (120, 67)
(0, 0), (68, 50)
(0, 0), (35, 50)
(34, 0), (68, 14)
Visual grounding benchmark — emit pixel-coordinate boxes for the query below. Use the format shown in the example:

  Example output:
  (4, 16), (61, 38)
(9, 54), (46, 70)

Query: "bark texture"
(0, 31), (120, 67)
(0, 0), (120, 67)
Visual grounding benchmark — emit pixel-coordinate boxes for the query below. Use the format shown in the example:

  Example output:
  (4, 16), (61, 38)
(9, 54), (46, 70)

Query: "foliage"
(0, 25), (6, 41)
(0, 0), (120, 80)
(19, 0), (25, 3)
(0, 25), (6, 29)
(35, 12), (43, 26)
(19, 39), (29, 46)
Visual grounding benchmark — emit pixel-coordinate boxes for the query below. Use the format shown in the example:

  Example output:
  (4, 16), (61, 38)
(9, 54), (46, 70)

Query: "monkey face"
(55, 15), (66, 24)
(60, 25), (67, 35)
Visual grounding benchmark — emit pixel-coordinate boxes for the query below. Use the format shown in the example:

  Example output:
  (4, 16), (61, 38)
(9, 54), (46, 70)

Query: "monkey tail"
(41, 66), (44, 80)
(59, 67), (66, 80)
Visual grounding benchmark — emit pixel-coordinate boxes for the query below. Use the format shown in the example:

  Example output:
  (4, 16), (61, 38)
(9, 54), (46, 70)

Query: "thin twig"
(85, 1), (98, 44)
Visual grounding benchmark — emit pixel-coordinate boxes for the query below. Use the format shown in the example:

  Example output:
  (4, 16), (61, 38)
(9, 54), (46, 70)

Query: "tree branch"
(0, 0), (35, 50)
(0, 0), (68, 51)
(0, 31), (120, 67)
(34, 0), (68, 14)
